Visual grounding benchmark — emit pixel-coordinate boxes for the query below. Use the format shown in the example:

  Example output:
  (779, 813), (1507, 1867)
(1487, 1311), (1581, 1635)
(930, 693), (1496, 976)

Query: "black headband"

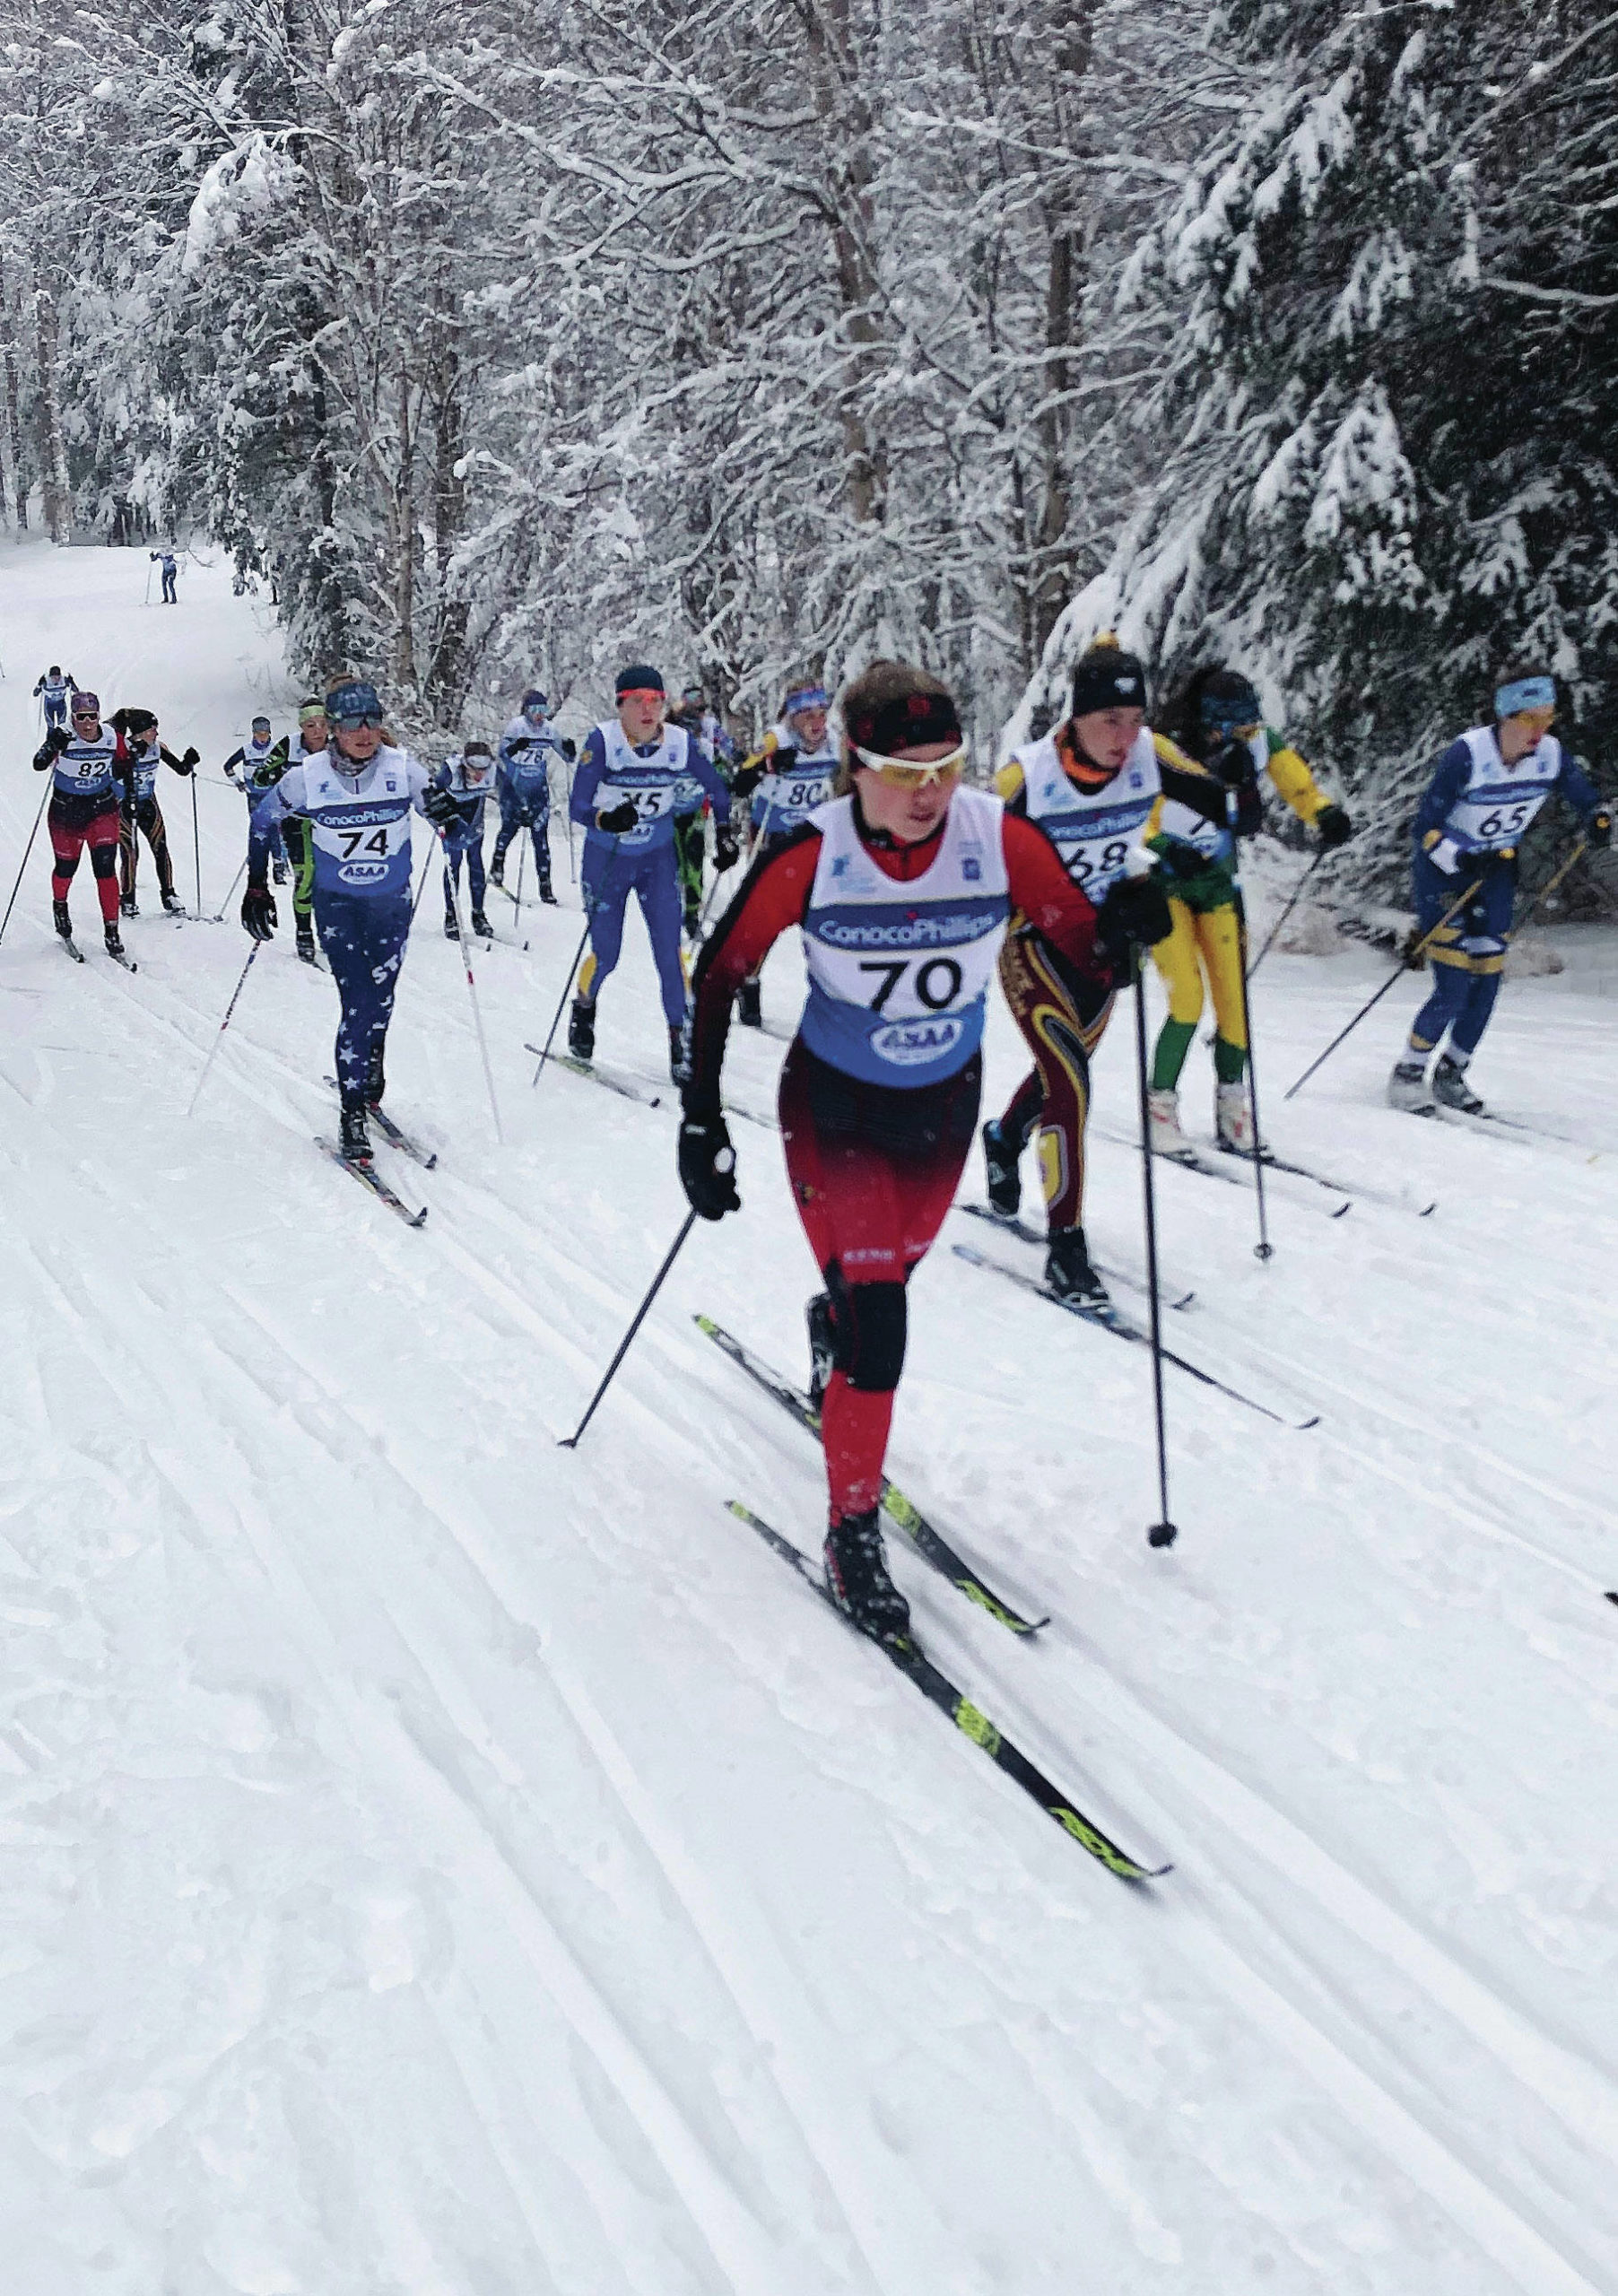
(845, 686), (961, 756)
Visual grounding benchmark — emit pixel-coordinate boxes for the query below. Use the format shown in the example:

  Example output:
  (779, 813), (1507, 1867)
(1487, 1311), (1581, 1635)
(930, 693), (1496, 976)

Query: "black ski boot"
(119, 891), (137, 918)
(568, 996), (596, 1062)
(1432, 1053), (1486, 1115)
(443, 911), (459, 940)
(538, 879), (559, 907)
(295, 916), (318, 964)
(364, 1045), (386, 1109)
(669, 1022), (692, 1087)
(489, 853), (506, 887)
(824, 1509), (911, 1644)
(104, 922), (126, 961)
(52, 899), (73, 942)
(806, 1291), (837, 1408)
(338, 1095), (372, 1163)
(737, 977), (763, 1030)
(1045, 1225), (1112, 1315)
(470, 908), (492, 937)
(272, 858), (289, 886)
(161, 888), (184, 916)
(982, 1118), (1022, 1219)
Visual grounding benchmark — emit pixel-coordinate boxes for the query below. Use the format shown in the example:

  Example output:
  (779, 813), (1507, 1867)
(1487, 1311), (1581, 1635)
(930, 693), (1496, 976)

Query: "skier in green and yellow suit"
(1146, 666), (1352, 1157)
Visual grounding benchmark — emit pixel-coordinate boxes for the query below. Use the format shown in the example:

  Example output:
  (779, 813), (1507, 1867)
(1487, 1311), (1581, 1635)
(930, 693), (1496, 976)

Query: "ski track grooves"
(9, 1155), (868, 2296)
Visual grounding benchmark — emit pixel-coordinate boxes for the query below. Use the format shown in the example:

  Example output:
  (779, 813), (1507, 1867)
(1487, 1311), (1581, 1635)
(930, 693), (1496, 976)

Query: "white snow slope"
(1, 542), (1614, 2296)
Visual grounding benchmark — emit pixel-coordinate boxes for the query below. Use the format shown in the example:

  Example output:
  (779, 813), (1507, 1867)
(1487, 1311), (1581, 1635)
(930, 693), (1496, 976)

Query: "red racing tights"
(779, 1039), (979, 1523)
(49, 796), (122, 925)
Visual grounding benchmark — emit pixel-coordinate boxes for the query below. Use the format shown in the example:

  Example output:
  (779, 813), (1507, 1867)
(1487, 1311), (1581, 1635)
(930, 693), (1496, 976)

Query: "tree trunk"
(424, 339), (469, 713)
(0, 251), (23, 531)
(393, 358), (417, 687)
(801, 0), (889, 525)
(33, 274), (70, 542)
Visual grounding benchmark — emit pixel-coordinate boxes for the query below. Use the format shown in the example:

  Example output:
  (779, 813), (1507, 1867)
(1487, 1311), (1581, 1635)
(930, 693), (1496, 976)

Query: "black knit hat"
(614, 663), (665, 698)
(1069, 637), (1148, 719)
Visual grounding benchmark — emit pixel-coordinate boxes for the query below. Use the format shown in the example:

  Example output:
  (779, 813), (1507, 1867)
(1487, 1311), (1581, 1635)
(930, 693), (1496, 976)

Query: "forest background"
(2, 0), (1614, 907)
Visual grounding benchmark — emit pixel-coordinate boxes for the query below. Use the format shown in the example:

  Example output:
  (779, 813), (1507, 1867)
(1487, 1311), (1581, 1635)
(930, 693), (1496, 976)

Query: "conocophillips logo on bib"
(874, 1014), (964, 1065)
(340, 859), (390, 886)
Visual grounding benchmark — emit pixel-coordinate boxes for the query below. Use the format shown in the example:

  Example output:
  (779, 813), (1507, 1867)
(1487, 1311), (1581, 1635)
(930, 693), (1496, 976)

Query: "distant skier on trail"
(568, 664), (738, 1083)
(668, 682), (735, 941)
(491, 689), (570, 904)
(1146, 665), (1351, 1157)
(32, 666), (78, 728)
(224, 716), (291, 883)
(983, 637), (1217, 1311)
(282, 700), (328, 965)
(726, 681), (838, 1026)
(678, 660), (1123, 1643)
(32, 689), (131, 960)
(434, 741), (496, 937)
(151, 548), (178, 604)
(239, 678), (461, 1161)
(1387, 664), (1612, 1116)
(110, 707), (197, 916)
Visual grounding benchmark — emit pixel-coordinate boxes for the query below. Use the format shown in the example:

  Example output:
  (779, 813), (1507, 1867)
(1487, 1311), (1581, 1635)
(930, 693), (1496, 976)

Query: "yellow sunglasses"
(852, 741), (968, 788)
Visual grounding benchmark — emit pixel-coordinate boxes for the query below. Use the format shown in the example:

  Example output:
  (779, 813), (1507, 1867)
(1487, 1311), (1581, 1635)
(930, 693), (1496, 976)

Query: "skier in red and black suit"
(32, 690), (132, 960)
(679, 660), (1170, 1640)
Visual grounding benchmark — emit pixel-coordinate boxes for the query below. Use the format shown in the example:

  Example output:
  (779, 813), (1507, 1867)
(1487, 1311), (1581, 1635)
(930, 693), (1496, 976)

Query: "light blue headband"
(1494, 675), (1554, 718)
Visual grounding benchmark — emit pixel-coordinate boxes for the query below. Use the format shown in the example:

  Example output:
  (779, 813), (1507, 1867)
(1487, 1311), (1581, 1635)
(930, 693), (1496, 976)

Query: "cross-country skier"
(435, 741), (496, 937)
(150, 548), (178, 604)
(282, 700), (328, 964)
(109, 708), (197, 916)
(240, 678), (461, 1161)
(31, 666), (78, 728)
(1145, 664), (1351, 1156)
(31, 690), (131, 959)
(492, 690), (571, 904)
(726, 682), (839, 1025)
(568, 664), (738, 1083)
(224, 717), (291, 882)
(667, 683), (737, 940)
(678, 660), (1158, 1642)
(983, 637), (1225, 1309)
(1387, 664), (1612, 1115)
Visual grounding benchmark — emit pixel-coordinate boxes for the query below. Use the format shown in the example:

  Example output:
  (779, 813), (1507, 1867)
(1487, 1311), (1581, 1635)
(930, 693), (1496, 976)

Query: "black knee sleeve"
(91, 843), (118, 880)
(828, 1274), (908, 1393)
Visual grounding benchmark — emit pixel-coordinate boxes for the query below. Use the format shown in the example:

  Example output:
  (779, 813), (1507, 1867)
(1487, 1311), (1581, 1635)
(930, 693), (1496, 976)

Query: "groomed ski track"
(1, 539), (1614, 2295)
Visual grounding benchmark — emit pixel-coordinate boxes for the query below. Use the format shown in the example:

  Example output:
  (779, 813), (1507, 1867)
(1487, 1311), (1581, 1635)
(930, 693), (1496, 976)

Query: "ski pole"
(1518, 837), (1589, 930)
(1248, 849), (1326, 982)
(1231, 891), (1273, 1262)
(514, 831), (526, 914)
(187, 941), (261, 1117)
(1129, 940), (1178, 1550)
(190, 773), (202, 917)
(439, 830), (502, 1144)
(1283, 869), (1495, 1101)
(531, 917), (591, 1084)
(0, 779), (52, 951)
(210, 855), (248, 923)
(558, 1210), (698, 1448)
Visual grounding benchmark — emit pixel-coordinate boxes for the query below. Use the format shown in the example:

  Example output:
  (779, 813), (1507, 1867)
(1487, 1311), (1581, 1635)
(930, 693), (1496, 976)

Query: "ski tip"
(1296, 1413), (1323, 1431)
(1419, 1202), (1438, 1217)
(1329, 1200), (1351, 1218)
(694, 1313), (719, 1335)
(1605, 1591), (1618, 1607)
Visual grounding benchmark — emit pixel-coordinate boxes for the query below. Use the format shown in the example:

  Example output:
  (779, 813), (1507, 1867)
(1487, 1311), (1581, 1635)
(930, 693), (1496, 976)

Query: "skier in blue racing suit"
(491, 689), (573, 905)
(568, 664), (738, 1083)
(1387, 663), (1612, 1116)
(243, 678), (462, 1161)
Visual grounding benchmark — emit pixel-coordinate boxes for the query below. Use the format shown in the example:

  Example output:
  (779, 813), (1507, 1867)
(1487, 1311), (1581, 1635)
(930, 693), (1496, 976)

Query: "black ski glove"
(1161, 839), (1207, 882)
(1588, 806), (1614, 849)
(561, 737), (578, 762)
(505, 735), (533, 752)
(714, 828), (740, 872)
(679, 1109), (740, 1221)
(422, 783), (461, 827)
(45, 725), (70, 756)
(596, 801), (639, 834)
(180, 747), (200, 771)
(1097, 870), (1172, 957)
(1315, 803), (1352, 848)
(241, 883), (278, 941)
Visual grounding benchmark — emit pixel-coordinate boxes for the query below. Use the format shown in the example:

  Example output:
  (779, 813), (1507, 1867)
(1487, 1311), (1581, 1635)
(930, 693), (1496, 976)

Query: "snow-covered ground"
(1, 540), (1614, 2296)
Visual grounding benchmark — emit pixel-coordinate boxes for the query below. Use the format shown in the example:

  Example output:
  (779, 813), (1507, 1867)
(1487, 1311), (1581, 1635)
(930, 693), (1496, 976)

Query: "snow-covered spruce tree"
(1014, 1), (1618, 906)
